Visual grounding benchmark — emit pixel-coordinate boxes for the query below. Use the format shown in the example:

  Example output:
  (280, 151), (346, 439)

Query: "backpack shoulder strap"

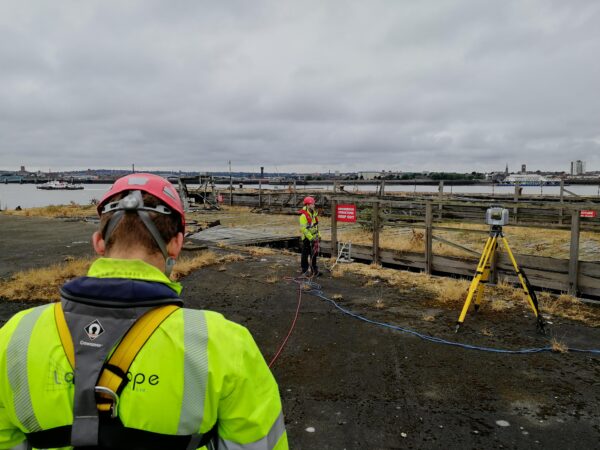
(98, 304), (179, 398)
(54, 302), (180, 411)
(55, 302), (75, 369)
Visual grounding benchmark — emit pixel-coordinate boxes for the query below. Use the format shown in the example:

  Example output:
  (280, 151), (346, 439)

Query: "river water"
(1, 183), (599, 209)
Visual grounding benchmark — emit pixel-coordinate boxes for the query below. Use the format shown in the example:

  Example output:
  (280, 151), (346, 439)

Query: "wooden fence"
(328, 198), (600, 298)
(191, 188), (600, 298)
(216, 189), (600, 230)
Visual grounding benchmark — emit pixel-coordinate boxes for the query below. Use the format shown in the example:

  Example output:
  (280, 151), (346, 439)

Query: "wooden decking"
(188, 225), (298, 246)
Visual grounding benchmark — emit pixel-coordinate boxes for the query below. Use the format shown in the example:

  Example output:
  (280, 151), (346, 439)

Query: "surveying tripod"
(455, 225), (545, 334)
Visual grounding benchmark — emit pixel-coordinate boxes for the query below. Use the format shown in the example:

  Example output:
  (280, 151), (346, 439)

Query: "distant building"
(358, 171), (383, 180)
(570, 160), (586, 175)
(487, 171), (507, 182)
(521, 164), (526, 174)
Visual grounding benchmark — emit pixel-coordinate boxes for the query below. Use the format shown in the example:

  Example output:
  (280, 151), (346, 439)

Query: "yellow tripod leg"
(501, 237), (539, 317)
(456, 235), (495, 332)
(501, 237), (545, 333)
(474, 238), (497, 312)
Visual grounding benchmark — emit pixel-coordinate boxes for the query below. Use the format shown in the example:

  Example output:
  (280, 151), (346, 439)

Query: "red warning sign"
(580, 210), (597, 218)
(336, 204), (357, 222)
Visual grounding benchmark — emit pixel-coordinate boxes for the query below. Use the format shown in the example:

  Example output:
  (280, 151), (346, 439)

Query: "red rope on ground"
(268, 277), (305, 368)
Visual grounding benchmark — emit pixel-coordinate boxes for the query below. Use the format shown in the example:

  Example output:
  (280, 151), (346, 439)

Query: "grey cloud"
(1, 0), (599, 173)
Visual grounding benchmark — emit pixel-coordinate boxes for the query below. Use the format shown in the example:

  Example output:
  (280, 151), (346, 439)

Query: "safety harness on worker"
(299, 207), (319, 235)
(23, 291), (215, 450)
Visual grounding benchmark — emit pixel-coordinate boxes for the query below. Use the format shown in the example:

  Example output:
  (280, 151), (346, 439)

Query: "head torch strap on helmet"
(101, 191), (176, 276)
(136, 210), (169, 259)
(103, 210), (125, 245)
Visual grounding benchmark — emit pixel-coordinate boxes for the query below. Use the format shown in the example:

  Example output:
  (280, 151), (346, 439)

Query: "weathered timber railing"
(210, 190), (599, 298)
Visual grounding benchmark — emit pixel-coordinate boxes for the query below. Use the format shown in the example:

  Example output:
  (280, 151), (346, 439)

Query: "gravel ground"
(1, 214), (599, 449)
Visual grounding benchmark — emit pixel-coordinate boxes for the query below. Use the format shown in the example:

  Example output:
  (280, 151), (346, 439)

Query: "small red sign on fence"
(580, 210), (597, 218)
(336, 204), (357, 222)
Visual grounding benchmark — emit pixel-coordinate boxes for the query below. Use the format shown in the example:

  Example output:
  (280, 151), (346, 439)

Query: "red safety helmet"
(97, 173), (185, 229)
(303, 196), (316, 205)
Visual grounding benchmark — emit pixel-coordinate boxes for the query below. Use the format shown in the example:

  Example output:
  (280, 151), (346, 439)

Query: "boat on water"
(36, 180), (84, 190)
(498, 174), (562, 186)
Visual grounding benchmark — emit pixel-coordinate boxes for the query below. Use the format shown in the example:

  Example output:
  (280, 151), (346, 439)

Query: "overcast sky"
(1, 0), (599, 174)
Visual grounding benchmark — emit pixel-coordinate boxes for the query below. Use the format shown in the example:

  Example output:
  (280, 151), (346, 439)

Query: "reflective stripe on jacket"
(299, 207), (320, 241)
(0, 258), (288, 450)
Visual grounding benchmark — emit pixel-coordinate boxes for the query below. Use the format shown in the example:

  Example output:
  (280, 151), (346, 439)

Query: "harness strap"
(26, 418), (216, 450)
(55, 302), (75, 369)
(299, 209), (319, 227)
(54, 303), (180, 412)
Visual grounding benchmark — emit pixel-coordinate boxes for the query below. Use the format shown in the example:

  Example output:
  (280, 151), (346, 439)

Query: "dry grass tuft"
(331, 293), (344, 301)
(551, 338), (569, 353)
(364, 279), (380, 287)
(265, 274), (279, 284)
(330, 266), (345, 278)
(489, 299), (514, 312)
(494, 278), (516, 294)
(0, 258), (94, 302)
(374, 299), (385, 309)
(480, 328), (494, 337)
(538, 292), (600, 326)
(542, 293), (580, 316)
(171, 251), (219, 280)
(217, 265), (227, 272)
(434, 278), (470, 305)
(410, 230), (424, 246)
(0, 250), (247, 302)
(218, 244), (277, 257)
(5, 203), (96, 218)
(219, 253), (246, 263)
(245, 246), (277, 256)
(422, 314), (435, 322)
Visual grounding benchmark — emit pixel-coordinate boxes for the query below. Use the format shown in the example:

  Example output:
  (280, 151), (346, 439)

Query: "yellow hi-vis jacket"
(299, 206), (320, 241)
(0, 258), (288, 450)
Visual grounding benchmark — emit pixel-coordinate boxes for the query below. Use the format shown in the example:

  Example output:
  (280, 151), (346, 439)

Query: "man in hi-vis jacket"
(0, 173), (288, 450)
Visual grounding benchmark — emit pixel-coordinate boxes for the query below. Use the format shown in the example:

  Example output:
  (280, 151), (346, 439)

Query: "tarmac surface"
(1, 214), (600, 449)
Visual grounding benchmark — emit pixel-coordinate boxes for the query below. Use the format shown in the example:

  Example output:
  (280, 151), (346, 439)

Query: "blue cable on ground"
(290, 278), (600, 356)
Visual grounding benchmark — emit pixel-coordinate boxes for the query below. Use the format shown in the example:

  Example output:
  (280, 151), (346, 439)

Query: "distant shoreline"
(3, 177), (600, 186)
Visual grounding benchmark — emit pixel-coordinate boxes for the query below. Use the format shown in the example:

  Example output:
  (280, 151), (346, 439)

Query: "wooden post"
(380, 180), (386, 197)
(331, 199), (338, 259)
(425, 202), (433, 274)
(258, 180), (262, 208)
(372, 202), (380, 264)
(568, 210), (580, 296)
(513, 182), (520, 223)
(438, 181), (444, 219)
(490, 243), (499, 285)
(293, 180), (297, 206)
(229, 161), (233, 206)
(559, 180), (564, 225)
